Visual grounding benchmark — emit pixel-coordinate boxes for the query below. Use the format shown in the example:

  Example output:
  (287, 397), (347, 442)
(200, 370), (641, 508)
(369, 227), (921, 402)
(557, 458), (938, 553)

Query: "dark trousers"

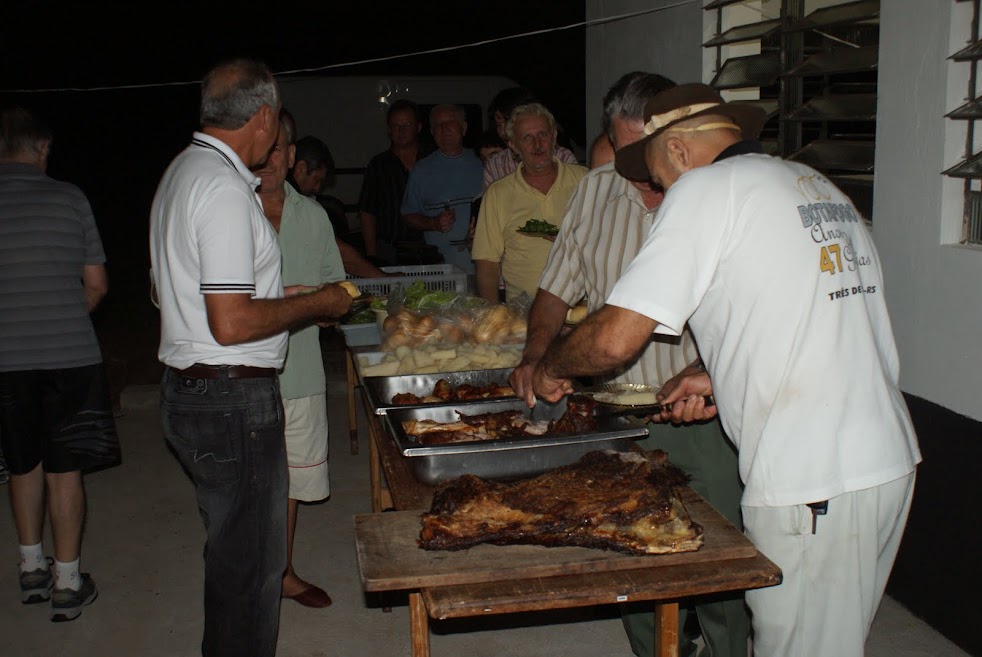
(622, 418), (750, 657)
(160, 367), (287, 657)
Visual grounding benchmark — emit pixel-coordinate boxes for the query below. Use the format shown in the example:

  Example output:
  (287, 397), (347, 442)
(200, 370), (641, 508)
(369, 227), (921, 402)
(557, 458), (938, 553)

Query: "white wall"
(585, 0), (982, 421)
(585, 0), (704, 141)
(875, 0), (982, 421)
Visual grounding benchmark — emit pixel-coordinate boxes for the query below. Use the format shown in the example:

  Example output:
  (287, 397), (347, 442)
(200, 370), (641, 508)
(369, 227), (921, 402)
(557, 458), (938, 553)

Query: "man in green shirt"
(255, 110), (345, 608)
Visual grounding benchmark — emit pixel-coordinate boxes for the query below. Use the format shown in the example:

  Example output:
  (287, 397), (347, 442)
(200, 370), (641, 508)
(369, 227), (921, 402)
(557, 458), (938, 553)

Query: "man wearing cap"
(529, 83), (922, 657)
(511, 73), (750, 657)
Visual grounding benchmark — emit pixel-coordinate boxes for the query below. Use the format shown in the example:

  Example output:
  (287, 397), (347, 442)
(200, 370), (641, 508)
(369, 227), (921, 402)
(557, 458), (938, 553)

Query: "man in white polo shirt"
(530, 83), (922, 657)
(149, 58), (353, 657)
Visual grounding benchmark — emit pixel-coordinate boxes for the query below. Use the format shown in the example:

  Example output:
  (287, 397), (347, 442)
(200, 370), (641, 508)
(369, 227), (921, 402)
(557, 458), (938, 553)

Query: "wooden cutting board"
(355, 488), (757, 592)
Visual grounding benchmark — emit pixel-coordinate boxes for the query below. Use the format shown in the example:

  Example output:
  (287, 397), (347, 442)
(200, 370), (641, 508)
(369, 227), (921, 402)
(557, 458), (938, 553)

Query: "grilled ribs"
(419, 449), (703, 556)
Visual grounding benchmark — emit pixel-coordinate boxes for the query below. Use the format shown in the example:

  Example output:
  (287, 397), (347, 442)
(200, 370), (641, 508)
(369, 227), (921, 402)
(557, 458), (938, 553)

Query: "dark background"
(1, 3), (586, 389)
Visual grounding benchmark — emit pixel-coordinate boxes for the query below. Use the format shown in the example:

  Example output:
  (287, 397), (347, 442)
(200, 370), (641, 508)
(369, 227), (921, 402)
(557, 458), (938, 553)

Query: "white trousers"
(743, 471), (916, 657)
(283, 394), (330, 502)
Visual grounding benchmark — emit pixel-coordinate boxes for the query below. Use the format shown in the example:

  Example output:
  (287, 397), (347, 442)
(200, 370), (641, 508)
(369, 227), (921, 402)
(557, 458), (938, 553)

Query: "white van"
(277, 74), (584, 231)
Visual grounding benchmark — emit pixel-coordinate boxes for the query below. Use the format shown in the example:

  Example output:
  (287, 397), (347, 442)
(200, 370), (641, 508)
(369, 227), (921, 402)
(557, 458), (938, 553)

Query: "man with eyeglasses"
(358, 99), (433, 267)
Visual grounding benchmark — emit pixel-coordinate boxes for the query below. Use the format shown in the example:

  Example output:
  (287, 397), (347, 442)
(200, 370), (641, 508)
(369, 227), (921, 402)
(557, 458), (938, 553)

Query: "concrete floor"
(0, 334), (969, 657)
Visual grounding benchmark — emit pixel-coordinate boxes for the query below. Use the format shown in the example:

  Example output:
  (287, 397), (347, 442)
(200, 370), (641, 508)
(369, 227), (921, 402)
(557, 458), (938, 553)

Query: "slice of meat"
(402, 419), (475, 436)
(452, 383), (515, 400)
(418, 430), (494, 445)
(548, 395), (599, 434)
(418, 450), (703, 556)
(485, 384), (516, 399)
(432, 379), (454, 401)
(392, 392), (424, 405)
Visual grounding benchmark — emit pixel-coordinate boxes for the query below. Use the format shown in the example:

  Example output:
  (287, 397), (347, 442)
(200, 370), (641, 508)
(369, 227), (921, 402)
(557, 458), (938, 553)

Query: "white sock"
(54, 559), (80, 591)
(19, 543), (45, 573)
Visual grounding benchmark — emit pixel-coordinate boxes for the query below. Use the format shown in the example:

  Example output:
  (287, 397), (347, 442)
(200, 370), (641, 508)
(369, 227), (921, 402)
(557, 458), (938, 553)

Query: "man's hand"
(530, 361), (574, 404)
(316, 282), (354, 319)
(509, 355), (540, 408)
(436, 208), (455, 233)
(656, 369), (716, 424)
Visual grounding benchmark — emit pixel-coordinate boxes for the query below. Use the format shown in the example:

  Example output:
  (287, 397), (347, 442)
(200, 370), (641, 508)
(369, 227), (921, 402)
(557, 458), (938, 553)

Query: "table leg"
(369, 420), (382, 513)
(654, 602), (680, 657)
(346, 350), (359, 455)
(410, 592), (430, 657)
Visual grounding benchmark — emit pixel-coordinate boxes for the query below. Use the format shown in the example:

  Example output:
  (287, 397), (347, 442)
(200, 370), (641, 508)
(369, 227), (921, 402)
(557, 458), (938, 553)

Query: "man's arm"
(336, 238), (386, 278)
(82, 264), (108, 312)
(204, 283), (352, 346)
(532, 304), (655, 402)
(359, 210), (379, 258)
(402, 212), (437, 232)
(509, 289), (570, 407)
(474, 260), (501, 304)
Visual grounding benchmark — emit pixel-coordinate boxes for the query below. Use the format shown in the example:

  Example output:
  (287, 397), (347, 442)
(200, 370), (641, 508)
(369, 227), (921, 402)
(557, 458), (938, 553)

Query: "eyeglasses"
(390, 123), (415, 131)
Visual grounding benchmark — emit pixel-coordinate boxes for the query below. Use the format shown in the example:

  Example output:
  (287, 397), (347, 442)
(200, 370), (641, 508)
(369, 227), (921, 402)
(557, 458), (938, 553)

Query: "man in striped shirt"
(0, 106), (119, 623)
(509, 72), (750, 657)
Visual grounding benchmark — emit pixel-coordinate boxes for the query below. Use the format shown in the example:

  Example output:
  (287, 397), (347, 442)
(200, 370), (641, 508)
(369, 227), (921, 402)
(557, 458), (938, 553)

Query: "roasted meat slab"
(418, 449), (704, 556)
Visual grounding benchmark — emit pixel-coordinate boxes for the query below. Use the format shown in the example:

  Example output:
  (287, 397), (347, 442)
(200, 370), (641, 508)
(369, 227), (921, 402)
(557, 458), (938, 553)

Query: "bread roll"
(339, 281), (361, 298)
(565, 304), (588, 325)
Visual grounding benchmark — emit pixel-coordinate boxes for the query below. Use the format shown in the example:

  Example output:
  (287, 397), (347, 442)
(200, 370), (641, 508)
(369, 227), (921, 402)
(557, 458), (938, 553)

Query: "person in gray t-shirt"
(0, 106), (119, 621)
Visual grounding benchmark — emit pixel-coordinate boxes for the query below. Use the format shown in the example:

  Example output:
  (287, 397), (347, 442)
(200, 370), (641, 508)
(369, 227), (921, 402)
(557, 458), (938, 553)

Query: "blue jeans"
(160, 367), (287, 657)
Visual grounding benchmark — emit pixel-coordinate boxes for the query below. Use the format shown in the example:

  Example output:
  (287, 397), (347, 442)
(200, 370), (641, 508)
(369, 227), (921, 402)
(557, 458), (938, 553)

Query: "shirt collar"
(191, 131), (261, 189)
(284, 180), (304, 206)
(713, 139), (765, 162)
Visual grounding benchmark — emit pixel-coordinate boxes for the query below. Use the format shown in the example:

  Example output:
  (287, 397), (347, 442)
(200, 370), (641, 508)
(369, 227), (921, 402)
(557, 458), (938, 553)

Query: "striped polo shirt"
(0, 162), (106, 371)
(538, 162), (699, 388)
(149, 133), (286, 370)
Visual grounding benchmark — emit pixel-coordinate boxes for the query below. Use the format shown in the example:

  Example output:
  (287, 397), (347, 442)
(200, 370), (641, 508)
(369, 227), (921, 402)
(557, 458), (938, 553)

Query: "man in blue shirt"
(400, 104), (482, 274)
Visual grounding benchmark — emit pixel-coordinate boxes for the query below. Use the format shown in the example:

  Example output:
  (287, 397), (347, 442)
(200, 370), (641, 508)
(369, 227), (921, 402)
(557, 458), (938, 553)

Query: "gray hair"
(0, 106), (52, 159)
(602, 72), (676, 142)
(200, 58), (280, 130)
(429, 104), (466, 125)
(505, 102), (556, 142)
(280, 107), (296, 145)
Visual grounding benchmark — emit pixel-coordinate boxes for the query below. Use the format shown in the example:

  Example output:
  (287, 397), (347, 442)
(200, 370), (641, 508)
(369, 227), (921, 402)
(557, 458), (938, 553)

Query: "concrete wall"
(585, 0), (982, 422)
(585, 0), (704, 142)
(874, 0), (982, 421)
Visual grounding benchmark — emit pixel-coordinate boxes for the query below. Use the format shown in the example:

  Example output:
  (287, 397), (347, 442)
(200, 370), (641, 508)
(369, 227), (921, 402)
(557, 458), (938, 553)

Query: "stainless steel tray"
(383, 397), (649, 484)
(362, 368), (515, 415)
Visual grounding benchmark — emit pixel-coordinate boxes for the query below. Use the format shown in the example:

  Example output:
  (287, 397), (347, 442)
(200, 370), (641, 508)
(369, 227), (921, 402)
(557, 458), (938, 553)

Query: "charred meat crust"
(419, 450), (702, 556)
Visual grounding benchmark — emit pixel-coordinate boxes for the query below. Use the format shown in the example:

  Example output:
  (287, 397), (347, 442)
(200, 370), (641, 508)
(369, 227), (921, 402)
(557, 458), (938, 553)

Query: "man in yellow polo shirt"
(472, 103), (587, 303)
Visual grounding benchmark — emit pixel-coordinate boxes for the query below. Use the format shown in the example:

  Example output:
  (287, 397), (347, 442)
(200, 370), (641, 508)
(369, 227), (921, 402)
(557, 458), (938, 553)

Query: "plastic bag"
(381, 286), (529, 350)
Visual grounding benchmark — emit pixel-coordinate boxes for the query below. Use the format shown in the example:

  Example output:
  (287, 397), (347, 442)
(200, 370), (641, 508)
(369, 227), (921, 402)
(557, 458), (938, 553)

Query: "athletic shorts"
(283, 394), (329, 502)
(0, 363), (121, 475)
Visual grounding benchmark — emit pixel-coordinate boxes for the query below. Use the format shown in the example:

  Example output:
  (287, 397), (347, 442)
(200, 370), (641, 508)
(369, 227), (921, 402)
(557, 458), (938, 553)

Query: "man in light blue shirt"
(400, 104), (482, 274)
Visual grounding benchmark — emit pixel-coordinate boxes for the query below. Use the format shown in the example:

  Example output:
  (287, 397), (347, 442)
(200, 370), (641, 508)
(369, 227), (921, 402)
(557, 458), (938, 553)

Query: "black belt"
(172, 364), (277, 379)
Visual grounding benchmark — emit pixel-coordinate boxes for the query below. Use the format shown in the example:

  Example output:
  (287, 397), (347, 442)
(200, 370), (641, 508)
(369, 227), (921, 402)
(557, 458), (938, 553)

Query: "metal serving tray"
(383, 398), (649, 484)
(362, 368), (515, 415)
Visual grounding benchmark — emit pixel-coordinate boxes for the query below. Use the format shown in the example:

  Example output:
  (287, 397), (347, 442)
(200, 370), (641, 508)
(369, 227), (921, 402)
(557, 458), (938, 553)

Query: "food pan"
(362, 368), (515, 415)
(383, 397), (649, 484)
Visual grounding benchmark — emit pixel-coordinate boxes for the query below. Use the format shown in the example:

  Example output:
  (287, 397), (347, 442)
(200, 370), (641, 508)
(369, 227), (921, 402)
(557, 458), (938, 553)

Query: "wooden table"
(356, 398), (782, 657)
